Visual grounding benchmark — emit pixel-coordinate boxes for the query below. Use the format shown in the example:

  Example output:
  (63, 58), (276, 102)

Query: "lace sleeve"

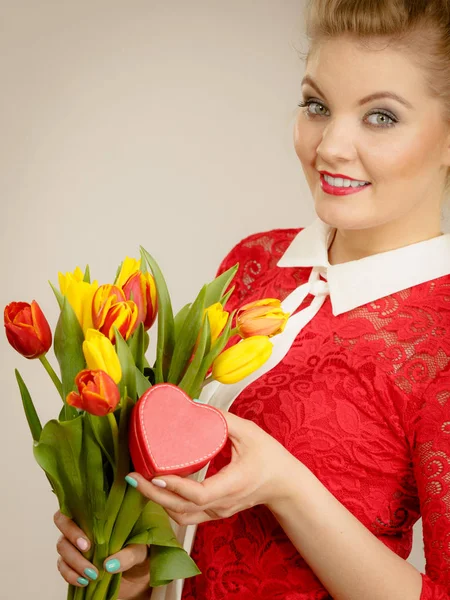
(412, 371), (450, 599)
(215, 228), (300, 310)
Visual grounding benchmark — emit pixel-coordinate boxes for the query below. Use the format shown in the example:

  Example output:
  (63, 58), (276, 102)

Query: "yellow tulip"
(115, 257), (141, 289)
(58, 267), (99, 334)
(82, 329), (122, 384)
(58, 266), (84, 296)
(236, 298), (289, 338)
(204, 303), (229, 345)
(212, 335), (273, 384)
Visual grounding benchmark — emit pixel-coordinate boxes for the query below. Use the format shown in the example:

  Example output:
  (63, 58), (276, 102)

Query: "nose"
(316, 119), (358, 165)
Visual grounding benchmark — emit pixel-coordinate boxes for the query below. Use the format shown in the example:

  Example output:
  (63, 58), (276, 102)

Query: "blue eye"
(365, 111), (397, 128)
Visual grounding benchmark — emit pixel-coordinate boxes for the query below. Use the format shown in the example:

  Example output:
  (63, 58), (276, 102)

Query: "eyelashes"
(297, 98), (399, 129)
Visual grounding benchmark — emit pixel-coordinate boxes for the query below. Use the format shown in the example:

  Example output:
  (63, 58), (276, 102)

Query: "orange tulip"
(4, 301), (52, 359)
(236, 298), (289, 338)
(122, 271), (158, 330)
(99, 300), (139, 343)
(92, 285), (126, 330)
(66, 369), (120, 416)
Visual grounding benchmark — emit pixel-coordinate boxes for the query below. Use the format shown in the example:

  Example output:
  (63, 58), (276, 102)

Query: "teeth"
(323, 174), (368, 188)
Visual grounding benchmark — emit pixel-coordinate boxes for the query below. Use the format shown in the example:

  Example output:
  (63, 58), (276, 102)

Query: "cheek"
(294, 115), (319, 166)
(362, 126), (442, 184)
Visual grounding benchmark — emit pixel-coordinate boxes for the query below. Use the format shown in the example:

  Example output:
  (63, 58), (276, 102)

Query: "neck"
(328, 214), (443, 266)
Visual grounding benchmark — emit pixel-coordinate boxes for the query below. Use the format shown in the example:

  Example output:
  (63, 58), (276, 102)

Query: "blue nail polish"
(84, 567), (98, 581)
(125, 475), (138, 488)
(77, 577), (89, 586)
(193, 398), (207, 404)
(105, 558), (121, 573)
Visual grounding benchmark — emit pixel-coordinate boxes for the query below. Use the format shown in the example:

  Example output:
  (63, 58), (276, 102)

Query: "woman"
(54, 0), (450, 598)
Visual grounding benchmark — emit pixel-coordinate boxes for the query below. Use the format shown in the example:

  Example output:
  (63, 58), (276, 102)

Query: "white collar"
(277, 218), (450, 316)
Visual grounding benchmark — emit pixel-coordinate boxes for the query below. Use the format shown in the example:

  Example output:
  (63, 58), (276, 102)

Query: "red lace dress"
(181, 228), (450, 600)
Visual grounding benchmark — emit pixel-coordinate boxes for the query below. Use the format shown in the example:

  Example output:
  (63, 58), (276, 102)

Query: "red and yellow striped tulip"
(66, 369), (120, 416)
(115, 256), (141, 289)
(236, 299), (289, 338)
(99, 300), (139, 343)
(92, 285), (126, 330)
(4, 301), (52, 359)
(122, 271), (158, 330)
(212, 335), (273, 384)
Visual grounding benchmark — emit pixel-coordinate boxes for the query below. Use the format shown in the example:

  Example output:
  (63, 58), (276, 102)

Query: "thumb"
(217, 409), (250, 443)
(104, 544), (149, 575)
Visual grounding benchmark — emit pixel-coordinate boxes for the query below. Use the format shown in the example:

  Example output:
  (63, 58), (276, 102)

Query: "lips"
(319, 173), (372, 197)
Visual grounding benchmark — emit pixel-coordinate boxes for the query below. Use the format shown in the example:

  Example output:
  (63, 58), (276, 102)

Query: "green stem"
(201, 374), (214, 388)
(230, 326), (239, 337)
(39, 354), (63, 399)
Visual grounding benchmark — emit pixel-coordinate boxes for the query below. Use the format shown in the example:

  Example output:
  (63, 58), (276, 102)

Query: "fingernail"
(125, 475), (138, 488)
(152, 479), (167, 488)
(77, 577), (89, 586)
(84, 568), (98, 581)
(76, 538), (89, 551)
(105, 558), (121, 573)
(193, 398), (207, 404)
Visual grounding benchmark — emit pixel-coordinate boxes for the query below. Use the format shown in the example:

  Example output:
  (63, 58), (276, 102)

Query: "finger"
(128, 461), (245, 508)
(56, 536), (98, 581)
(104, 544), (148, 574)
(217, 409), (253, 442)
(126, 473), (205, 513)
(57, 557), (90, 587)
(54, 510), (91, 552)
(165, 507), (213, 526)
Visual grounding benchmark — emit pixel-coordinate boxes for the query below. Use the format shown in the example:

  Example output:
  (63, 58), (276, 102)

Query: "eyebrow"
(301, 75), (414, 109)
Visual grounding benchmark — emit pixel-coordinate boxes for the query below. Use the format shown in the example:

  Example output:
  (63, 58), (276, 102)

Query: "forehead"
(305, 36), (429, 98)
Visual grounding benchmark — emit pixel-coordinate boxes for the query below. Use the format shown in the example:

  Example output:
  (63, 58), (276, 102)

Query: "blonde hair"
(303, 0), (450, 194)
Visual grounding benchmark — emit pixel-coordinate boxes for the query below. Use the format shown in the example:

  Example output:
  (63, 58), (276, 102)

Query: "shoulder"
(216, 228), (301, 277)
(216, 227), (302, 308)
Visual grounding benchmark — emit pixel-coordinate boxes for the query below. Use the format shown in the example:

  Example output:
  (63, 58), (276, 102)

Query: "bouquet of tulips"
(4, 246), (290, 600)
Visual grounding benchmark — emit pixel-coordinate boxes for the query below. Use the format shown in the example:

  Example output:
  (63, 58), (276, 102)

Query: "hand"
(54, 511), (150, 598)
(125, 410), (301, 526)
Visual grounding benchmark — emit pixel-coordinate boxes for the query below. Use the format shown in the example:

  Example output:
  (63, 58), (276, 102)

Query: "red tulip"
(122, 271), (158, 330)
(4, 301), (52, 359)
(66, 369), (120, 416)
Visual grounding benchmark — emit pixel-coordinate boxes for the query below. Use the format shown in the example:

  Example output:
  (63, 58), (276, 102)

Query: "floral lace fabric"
(181, 229), (450, 600)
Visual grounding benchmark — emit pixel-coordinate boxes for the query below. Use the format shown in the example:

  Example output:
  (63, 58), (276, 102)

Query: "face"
(294, 35), (450, 233)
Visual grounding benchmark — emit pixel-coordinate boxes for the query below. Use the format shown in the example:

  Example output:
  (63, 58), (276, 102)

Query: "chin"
(313, 197), (376, 231)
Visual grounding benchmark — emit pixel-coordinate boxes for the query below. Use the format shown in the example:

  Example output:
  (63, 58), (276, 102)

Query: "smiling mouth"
(319, 173), (372, 196)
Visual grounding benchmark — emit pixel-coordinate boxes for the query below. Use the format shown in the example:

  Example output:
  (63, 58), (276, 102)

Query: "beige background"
(1, 0), (442, 597)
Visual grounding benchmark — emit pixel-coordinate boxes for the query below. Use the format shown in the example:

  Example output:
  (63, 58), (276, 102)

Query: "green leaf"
(149, 546), (200, 587)
(139, 247), (148, 273)
(127, 323), (145, 373)
(83, 265), (91, 284)
(114, 329), (137, 401)
(173, 303), (191, 340)
(190, 310), (235, 399)
(14, 369), (42, 442)
(33, 417), (91, 535)
(167, 285), (207, 385)
(140, 247), (175, 383)
(178, 315), (211, 396)
(127, 501), (200, 587)
(220, 284), (235, 308)
(49, 280), (64, 310)
(135, 367), (152, 397)
(83, 415), (107, 545)
(204, 263), (239, 308)
(113, 261), (123, 285)
(54, 297), (86, 420)
(88, 414), (116, 470)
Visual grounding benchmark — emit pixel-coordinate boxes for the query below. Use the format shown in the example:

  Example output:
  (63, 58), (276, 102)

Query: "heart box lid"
(129, 383), (228, 478)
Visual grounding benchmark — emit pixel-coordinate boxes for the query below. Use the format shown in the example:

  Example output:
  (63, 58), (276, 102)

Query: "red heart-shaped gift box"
(129, 383), (228, 478)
